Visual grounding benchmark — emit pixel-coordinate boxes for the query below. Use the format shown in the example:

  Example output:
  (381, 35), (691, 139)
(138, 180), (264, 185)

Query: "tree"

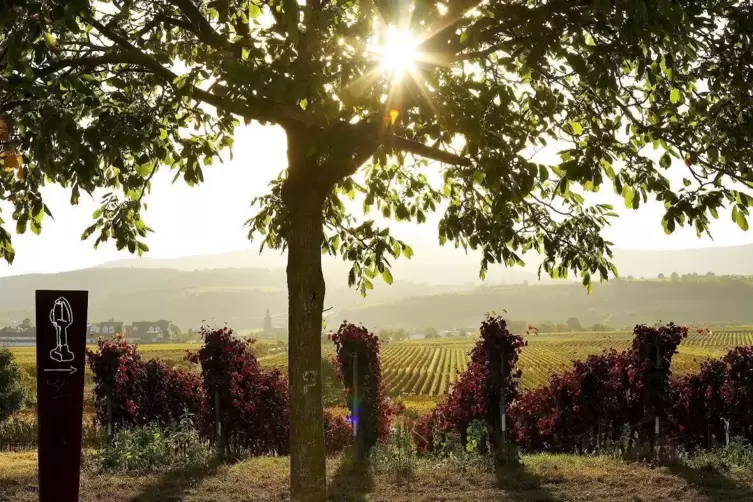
(18, 318), (32, 330)
(657, 273), (665, 279)
(671, 272), (681, 281)
(392, 328), (408, 342)
(376, 328), (393, 341)
(0, 348), (25, 422)
(566, 317), (582, 332)
(3, 2), (753, 499)
(424, 327), (439, 339)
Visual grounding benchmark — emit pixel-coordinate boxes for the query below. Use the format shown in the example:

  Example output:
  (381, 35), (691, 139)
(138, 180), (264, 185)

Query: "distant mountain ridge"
(96, 243), (753, 284)
(0, 244), (750, 333)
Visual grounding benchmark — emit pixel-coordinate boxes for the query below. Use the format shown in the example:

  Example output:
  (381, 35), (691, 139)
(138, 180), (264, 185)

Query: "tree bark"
(285, 133), (328, 502)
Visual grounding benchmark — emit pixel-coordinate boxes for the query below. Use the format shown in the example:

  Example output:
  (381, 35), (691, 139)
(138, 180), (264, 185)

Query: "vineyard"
(260, 328), (753, 397)
(8, 328), (753, 412)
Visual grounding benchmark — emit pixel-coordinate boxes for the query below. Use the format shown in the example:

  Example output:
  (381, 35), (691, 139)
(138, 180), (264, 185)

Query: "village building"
(126, 320), (173, 343)
(86, 321), (125, 344)
(0, 326), (36, 346)
(262, 309), (287, 339)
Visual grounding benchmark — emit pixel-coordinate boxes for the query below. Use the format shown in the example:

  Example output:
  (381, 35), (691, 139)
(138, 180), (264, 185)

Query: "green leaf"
(299, 98), (308, 110)
(659, 152), (672, 168)
(402, 245), (414, 259)
(622, 187), (634, 209)
(16, 215), (28, 235)
(569, 121), (583, 135)
(460, 32), (469, 44)
(733, 206), (749, 231)
(44, 32), (56, 48)
(670, 88), (681, 104)
(382, 268), (393, 285)
(539, 165), (549, 182)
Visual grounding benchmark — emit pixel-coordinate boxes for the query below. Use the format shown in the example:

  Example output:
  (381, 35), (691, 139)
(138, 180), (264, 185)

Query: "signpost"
(35, 290), (88, 502)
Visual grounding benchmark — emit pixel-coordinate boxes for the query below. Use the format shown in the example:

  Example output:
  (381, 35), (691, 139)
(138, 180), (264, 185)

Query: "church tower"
(263, 308), (272, 335)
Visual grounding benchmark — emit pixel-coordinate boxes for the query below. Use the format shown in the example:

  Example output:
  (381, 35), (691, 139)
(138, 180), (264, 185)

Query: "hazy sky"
(1, 123), (752, 278)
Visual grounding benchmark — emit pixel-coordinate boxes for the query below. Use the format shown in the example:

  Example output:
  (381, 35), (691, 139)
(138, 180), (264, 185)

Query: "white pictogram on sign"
(49, 297), (75, 363)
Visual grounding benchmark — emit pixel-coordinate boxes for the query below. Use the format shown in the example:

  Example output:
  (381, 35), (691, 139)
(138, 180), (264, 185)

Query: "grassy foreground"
(2, 452), (753, 501)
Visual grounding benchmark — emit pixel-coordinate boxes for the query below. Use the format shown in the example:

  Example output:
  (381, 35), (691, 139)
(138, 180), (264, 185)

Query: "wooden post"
(500, 355), (507, 460)
(352, 352), (360, 457)
(35, 290), (88, 502)
(106, 391), (113, 443)
(652, 342), (661, 459)
(215, 390), (223, 459)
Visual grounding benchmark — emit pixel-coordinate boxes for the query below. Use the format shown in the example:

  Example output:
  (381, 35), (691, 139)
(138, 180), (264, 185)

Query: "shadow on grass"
(668, 463), (753, 502)
(327, 451), (374, 501)
(495, 461), (562, 502)
(128, 458), (224, 502)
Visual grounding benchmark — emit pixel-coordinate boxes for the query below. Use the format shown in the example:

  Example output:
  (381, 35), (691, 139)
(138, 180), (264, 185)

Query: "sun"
(373, 26), (419, 81)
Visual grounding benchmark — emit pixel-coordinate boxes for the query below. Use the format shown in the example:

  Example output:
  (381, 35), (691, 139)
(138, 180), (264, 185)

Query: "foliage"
(0, 416), (106, 451)
(0, 348), (24, 422)
(86, 335), (203, 429)
(670, 346), (753, 447)
(5, 1), (753, 285)
(187, 326), (290, 456)
(89, 420), (212, 473)
(514, 323), (689, 451)
(371, 422), (416, 486)
(509, 350), (633, 451)
(412, 315), (524, 453)
(140, 359), (204, 426)
(681, 439), (753, 471)
(86, 335), (147, 428)
(323, 410), (352, 456)
(465, 419), (489, 454)
(629, 323), (688, 421)
(423, 328), (439, 340)
(509, 324), (687, 452)
(670, 359), (730, 448)
(330, 322), (393, 456)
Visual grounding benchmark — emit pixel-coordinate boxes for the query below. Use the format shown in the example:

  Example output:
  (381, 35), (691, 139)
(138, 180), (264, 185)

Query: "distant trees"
(18, 318), (32, 330)
(671, 272), (680, 281)
(657, 273), (665, 279)
(507, 320), (528, 333)
(376, 328), (409, 342)
(566, 318), (583, 332)
(589, 324), (611, 332)
(424, 328), (439, 340)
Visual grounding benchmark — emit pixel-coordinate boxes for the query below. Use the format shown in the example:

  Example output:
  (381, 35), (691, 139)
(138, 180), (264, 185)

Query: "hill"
(0, 264), (752, 332)
(336, 276), (753, 330)
(0, 266), (463, 331)
(97, 243), (753, 283)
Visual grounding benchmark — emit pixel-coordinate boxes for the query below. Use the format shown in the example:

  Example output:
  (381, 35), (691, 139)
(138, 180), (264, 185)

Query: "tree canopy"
(1, 1), (749, 289)
(3, 1), (753, 500)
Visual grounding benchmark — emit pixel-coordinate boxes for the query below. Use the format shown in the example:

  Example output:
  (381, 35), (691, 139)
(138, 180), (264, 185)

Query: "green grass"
(1, 450), (753, 501)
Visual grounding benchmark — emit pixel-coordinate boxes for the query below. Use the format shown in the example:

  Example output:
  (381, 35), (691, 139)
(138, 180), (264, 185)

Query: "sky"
(1, 122), (752, 278)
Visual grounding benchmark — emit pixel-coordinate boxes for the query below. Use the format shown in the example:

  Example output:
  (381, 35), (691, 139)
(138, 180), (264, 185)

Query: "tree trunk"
(286, 171), (328, 501)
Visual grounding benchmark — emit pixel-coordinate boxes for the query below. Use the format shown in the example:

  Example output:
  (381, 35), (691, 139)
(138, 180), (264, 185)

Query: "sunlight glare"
(375, 26), (419, 81)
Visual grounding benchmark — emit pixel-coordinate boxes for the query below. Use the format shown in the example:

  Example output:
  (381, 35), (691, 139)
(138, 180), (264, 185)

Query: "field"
(255, 328), (753, 398)
(2, 450), (753, 501)
(8, 328), (753, 417)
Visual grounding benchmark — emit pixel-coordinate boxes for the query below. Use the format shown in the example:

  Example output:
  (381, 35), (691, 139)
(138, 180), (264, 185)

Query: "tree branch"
(79, 15), (319, 127)
(165, 0), (230, 51)
(389, 136), (472, 166)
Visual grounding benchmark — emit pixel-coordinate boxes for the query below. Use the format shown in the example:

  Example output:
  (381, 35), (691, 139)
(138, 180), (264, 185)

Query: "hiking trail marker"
(35, 290), (88, 502)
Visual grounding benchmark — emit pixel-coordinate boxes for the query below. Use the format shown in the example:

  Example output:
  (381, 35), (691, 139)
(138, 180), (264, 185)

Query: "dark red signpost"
(35, 290), (88, 502)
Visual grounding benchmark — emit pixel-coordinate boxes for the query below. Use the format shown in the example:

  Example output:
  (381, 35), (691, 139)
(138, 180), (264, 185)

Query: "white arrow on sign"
(43, 366), (77, 375)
